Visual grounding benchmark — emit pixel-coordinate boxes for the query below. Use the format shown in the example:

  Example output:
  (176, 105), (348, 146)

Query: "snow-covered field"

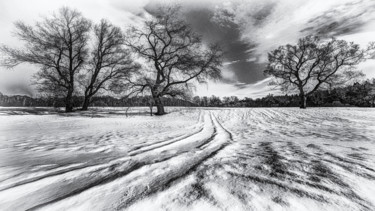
(0, 107), (375, 211)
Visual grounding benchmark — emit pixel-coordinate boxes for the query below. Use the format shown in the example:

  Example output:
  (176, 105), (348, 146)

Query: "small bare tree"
(124, 5), (223, 115)
(80, 19), (139, 110)
(0, 7), (91, 112)
(265, 36), (372, 108)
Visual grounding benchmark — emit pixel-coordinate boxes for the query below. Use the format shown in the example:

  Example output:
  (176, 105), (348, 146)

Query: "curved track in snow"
(0, 110), (233, 210)
(1, 107), (375, 211)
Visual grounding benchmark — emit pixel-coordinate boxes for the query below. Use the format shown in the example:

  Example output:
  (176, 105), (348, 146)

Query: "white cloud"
(195, 77), (280, 98)
(212, 0), (375, 62)
(246, 57), (257, 62)
(223, 60), (240, 65)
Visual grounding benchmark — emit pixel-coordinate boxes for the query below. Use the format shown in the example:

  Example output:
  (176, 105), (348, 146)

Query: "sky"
(1, 0), (375, 98)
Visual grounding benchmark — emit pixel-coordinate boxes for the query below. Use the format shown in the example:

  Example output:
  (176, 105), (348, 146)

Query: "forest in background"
(1, 79), (374, 108)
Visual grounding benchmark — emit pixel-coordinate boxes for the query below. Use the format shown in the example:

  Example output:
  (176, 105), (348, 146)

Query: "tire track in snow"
(121, 112), (234, 210)
(0, 163), (99, 192)
(0, 112), (206, 194)
(21, 111), (232, 211)
(211, 112), (233, 142)
(128, 111), (205, 153)
(128, 127), (205, 156)
(115, 111), (233, 210)
(0, 111), (232, 211)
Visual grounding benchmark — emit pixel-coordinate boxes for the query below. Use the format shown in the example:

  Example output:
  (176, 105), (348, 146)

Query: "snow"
(0, 107), (375, 210)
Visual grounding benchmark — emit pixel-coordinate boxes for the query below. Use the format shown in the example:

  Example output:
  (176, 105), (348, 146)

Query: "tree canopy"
(124, 5), (223, 115)
(265, 35), (373, 108)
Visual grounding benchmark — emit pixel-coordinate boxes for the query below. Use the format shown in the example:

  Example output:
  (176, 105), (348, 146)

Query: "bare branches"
(0, 7), (92, 112)
(264, 35), (371, 108)
(77, 19), (139, 110)
(0, 5), (222, 114)
(123, 5), (222, 115)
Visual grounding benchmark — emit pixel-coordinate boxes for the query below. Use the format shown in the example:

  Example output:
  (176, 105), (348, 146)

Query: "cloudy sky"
(1, 0), (375, 98)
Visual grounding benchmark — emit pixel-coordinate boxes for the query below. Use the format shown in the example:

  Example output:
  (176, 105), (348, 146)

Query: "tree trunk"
(81, 95), (91, 111)
(154, 96), (165, 115)
(149, 105), (153, 116)
(299, 93), (307, 109)
(65, 88), (74, 112)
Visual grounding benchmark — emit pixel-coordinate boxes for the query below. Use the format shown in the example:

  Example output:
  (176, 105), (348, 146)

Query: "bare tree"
(79, 19), (139, 111)
(124, 5), (223, 115)
(265, 36), (372, 109)
(0, 7), (91, 112)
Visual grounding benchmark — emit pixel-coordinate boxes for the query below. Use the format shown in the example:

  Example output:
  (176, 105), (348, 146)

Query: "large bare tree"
(265, 36), (372, 108)
(0, 7), (91, 112)
(79, 19), (139, 110)
(124, 5), (223, 115)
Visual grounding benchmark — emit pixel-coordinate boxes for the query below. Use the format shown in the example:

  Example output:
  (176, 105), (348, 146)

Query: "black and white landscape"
(1, 107), (375, 210)
(1, 0), (375, 211)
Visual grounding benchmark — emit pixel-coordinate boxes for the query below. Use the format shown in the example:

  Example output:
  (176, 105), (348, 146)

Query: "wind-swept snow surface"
(0, 107), (375, 211)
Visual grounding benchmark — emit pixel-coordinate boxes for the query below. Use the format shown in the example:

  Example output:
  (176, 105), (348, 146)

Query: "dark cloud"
(229, 61), (266, 84)
(143, 3), (267, 85)
(184, 9), (268, 84)
(233, 83), (247, 89)
(183, 8), (268, 84)
(301, 0), (375, 37)
(248, 2), (276, 26)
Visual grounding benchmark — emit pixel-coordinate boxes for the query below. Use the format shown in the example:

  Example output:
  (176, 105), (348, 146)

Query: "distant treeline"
(0, 94), (196, 108)
(192, 80), (375, 108)
(1, 80), (375, 108)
